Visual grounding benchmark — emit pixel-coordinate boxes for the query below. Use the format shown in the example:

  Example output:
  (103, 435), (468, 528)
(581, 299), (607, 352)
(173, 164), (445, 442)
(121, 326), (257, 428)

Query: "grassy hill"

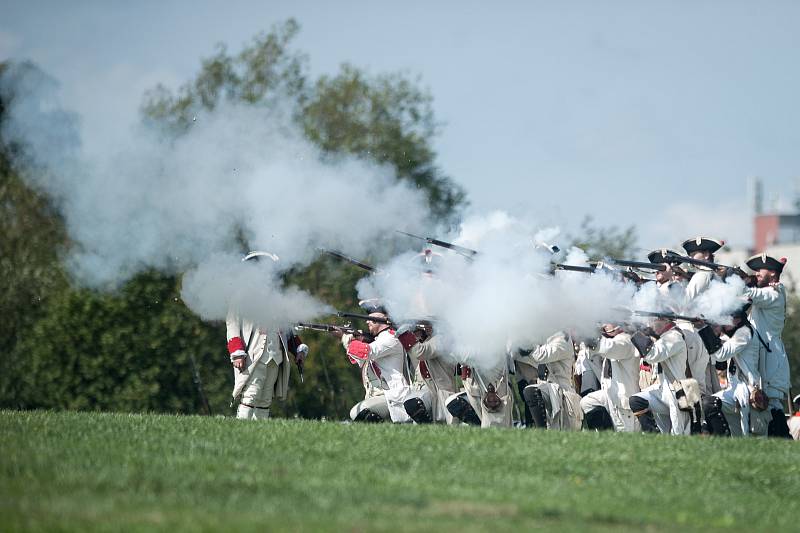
(1, 411), (798, 531)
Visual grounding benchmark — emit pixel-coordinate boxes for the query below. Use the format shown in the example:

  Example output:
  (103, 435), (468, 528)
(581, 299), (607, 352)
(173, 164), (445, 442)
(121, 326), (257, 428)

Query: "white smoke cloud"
(358, 213), (638, 370)
(181, 253), (332, 330)
(1, 63), (753, 363)
(0, 63), (429, 326)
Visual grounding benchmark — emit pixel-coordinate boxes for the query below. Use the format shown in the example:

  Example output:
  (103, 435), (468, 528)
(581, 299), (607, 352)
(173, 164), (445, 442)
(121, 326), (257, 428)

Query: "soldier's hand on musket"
(232, 355), (246, 371)
(668, 264), (688, 280)
(329, 327), (345, 339)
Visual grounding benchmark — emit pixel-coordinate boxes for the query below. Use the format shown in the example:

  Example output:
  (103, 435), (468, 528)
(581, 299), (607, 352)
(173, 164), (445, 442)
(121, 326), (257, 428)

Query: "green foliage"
(141, 19), (308, 133)
(141, 19), (465, 221)
(2, 411), (799, 531)
(569, 215), (638, 260)
(5, 271), (231, 413)
(302, 64), (465, 220)
(0, 96), (69, 406)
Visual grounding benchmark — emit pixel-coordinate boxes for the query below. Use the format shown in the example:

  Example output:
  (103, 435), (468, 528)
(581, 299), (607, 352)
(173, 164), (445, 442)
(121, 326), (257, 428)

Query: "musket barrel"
(609, 259), (667, 271)
(396, 230), (479, 257)
(554, 263), (595, 273)
(336, 312), (394, 325)
(320, 249), (378, 273)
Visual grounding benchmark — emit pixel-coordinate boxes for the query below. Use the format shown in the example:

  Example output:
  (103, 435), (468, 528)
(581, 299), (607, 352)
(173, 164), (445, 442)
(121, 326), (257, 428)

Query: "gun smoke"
(0, 63), (428, 328)
(2, 64), (748, 368)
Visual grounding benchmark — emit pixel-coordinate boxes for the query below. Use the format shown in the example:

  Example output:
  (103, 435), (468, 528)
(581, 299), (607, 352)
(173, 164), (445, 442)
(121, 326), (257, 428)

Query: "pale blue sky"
(3, 1), (800, 253)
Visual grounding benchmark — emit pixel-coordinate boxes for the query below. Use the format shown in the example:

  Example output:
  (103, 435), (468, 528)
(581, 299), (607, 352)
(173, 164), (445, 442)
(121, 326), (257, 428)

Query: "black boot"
(768, 409), (791, 439)
(702, 396), (730, 436)
(446, 393), (482, 426)
(585, 406), (614, 431)
(517, 379), (534, 427)
(629, 395), (658, 433)
(522, 385), (548, 429)
(354, 408), (383, 423)
(404, 397), (432, 424)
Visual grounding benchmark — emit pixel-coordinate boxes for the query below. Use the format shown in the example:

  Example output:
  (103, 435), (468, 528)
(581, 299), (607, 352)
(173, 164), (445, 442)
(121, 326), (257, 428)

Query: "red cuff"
(227, 337), (245, 354)
(347, 340), (370, 364)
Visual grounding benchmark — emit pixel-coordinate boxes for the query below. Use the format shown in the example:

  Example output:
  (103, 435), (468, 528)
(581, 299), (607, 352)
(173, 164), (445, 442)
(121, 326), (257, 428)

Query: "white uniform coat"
(710, 327), (771, 436)
(686, 269), (714, 301)
(409, 336), (458, 423)
(675, 324), (716, 395)
(226, 310), (302, 406)
(581, 333), (641, 432)
(640, 327), (691, 435)
(745, 284), (790, 406)
(597, 333), (640, 411)
(523, 332), (582, 430)
(342, 329), (410, 423)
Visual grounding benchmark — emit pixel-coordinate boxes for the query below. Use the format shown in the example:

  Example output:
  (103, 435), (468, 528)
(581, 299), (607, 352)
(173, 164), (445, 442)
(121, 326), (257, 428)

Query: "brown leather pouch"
(749, 387), (768, 411)
(482, 384), (503, 412)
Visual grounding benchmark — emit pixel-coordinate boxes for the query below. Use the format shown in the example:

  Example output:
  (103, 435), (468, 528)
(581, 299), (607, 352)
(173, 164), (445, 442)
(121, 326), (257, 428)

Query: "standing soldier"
(743, 253), (792, 438)
(521, 331), (583, 430)
(226, 251), (309, 420)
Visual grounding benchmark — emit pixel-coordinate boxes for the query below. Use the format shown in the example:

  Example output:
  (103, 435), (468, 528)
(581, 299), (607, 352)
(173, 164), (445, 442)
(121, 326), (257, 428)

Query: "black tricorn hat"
(745, 253), (787, 273)
(647, 248), (683, 264)
(682, 237), (724, 255)
(358, 298), (388, 315)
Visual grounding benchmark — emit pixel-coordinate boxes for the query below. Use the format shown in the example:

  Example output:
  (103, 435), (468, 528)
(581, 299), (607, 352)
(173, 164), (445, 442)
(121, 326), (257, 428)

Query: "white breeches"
(714, 382), (771, 437)
(580, 389), (637, 432)
(350, 395), (391, 421)
(463, 372), (513, 428)
(633, 383), (690, 436)
(530, 382), (582, 431)
(234, 359), (280, 420)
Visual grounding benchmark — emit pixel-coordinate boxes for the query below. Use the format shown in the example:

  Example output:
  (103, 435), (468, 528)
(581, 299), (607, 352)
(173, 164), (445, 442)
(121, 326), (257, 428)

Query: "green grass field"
(1, 411), (798, 532)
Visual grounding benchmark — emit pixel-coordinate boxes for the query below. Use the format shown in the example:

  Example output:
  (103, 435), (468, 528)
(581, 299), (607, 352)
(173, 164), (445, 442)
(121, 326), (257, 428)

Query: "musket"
(554, 263), (595, 273)
(296, 322), (359, 334)
(605, 259), (667, 272)
(319, 249), (379, 273)
(336, 311), (395, 326)
(627, 309), (707, 323)
(660, 252), (746, 275)
(396, 230), (479, 258)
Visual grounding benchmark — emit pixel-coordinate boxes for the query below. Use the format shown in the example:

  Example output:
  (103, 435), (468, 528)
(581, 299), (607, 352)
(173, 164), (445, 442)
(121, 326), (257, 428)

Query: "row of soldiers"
(224, 238), (798, 439)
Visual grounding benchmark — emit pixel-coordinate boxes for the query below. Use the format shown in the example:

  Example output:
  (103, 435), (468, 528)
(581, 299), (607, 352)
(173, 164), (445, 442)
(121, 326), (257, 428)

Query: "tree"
(141, 18), (465, 222)
(0, 62), (70, 406)
(568, 215), (638, 260)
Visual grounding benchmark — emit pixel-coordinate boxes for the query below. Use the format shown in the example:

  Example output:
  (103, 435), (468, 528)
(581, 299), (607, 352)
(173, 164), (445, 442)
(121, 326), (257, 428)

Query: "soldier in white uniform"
(628, 319), (692, 435)
(403, 327), (459, 424)
(338, 311), (412, 423)
(575, 340), (604, 397)
(522, 331), (583, 430)
(705, 307), (772, 436)
(648, 248), (688, 299)
(580, 324), (641, 432)
(681, 236), (724, 301)
(226, 251), (309, 420)
(512, 346), (543, 427)
(640, 249), (688, 390)
(743, 253), (792, 438)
